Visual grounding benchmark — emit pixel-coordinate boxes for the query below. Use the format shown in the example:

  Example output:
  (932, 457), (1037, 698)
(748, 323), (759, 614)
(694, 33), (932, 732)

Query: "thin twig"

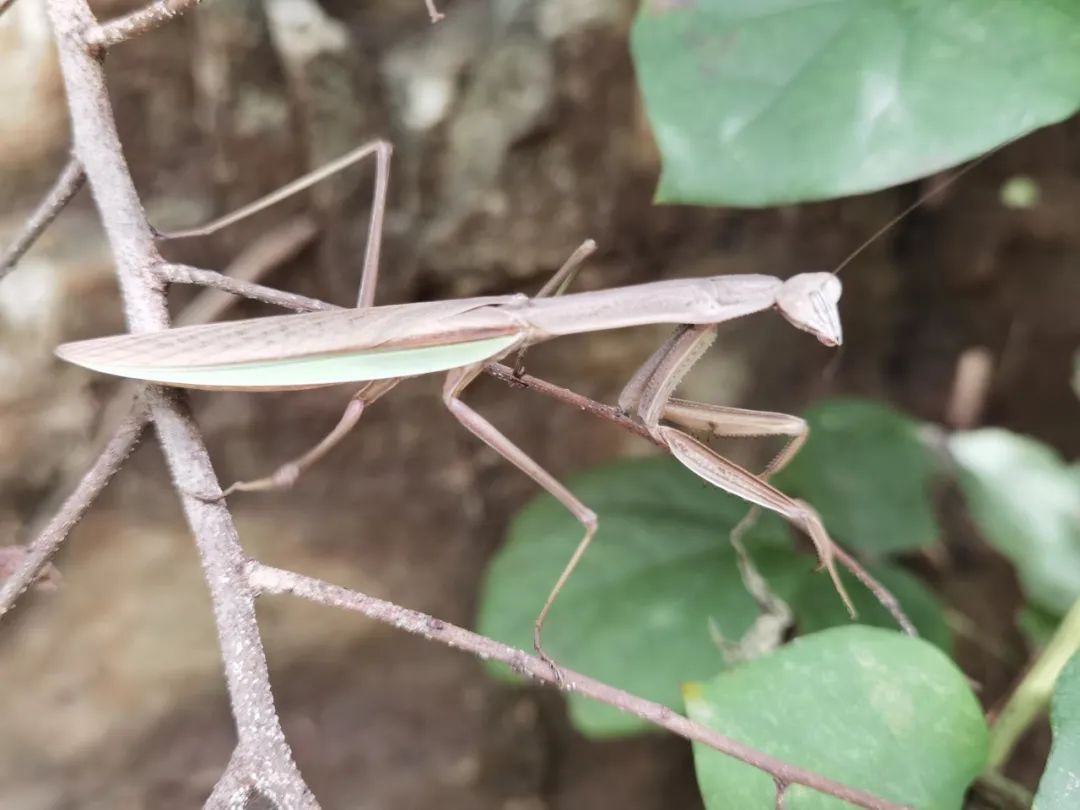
(84, 0), (203, 50)
(159, 262), (333, 314)
(0, 406), (149, 616)
(0, 157), (85, 281)
(249, 562), (910, 810)
(175, 216), (319, 326)
(0, 0), (20, 18)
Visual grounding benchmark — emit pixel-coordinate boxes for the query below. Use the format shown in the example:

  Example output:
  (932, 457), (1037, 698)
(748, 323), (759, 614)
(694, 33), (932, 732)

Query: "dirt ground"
(0, 0), (1077, 807)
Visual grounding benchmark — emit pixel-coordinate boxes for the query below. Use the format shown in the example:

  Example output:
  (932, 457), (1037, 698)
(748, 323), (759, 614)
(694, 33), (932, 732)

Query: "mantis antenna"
(831, 141), (1011, 277)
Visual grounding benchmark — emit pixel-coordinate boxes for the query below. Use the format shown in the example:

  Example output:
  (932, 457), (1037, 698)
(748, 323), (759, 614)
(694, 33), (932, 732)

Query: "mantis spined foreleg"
(617, 323), (861, 602)
(617, 324), (915, 634)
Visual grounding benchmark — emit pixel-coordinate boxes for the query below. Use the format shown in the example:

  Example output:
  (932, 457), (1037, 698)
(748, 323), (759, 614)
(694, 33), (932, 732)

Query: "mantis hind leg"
(443, 362), (597, 674)
(157, 139), (393, 312)
(222, 378), (399, 495)
(220, 142), (398, 495)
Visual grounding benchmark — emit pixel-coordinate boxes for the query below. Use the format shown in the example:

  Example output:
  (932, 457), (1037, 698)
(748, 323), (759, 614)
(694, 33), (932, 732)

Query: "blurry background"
(0, 0), (1077, 807)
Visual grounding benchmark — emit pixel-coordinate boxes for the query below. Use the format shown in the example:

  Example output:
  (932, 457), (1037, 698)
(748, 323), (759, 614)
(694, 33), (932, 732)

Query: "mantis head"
(776, 273), (843, 347)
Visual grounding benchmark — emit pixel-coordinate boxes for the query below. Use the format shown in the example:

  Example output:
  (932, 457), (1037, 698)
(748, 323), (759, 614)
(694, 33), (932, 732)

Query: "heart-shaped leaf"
(631, 0), (1080, 206)
(685, 626), (987, 809)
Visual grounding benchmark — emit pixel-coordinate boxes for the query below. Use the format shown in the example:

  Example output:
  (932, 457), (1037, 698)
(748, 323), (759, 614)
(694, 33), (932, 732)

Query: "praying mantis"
(55, 140), (916, 666)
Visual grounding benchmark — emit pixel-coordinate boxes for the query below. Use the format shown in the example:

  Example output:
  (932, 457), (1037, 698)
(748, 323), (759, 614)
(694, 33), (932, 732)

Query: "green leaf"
(478, 457), (815, 736)
(775, 398), (939, 556)
(950, 429), (1080, 615)
(1034, 651), (1080, 809)
(630, 0), (1080, 206)
(790, 562), (952, 653)
(685, 626), (988, 809)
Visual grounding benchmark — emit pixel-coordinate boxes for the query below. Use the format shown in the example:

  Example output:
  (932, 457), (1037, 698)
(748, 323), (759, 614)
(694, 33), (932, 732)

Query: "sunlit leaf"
(685, 626), (987, 809)
(631, 0), (1080, 206)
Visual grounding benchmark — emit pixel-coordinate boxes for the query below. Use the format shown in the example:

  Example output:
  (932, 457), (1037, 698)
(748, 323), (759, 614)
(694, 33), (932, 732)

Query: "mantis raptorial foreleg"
(660, 400), (807, 479)
(658, 399), (810, 650)
(442, 361), (597, 668)
(617, 323), (857, 617)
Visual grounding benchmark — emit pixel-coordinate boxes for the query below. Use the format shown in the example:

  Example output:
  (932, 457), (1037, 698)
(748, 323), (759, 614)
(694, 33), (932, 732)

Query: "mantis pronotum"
(57, 140), (920, 667)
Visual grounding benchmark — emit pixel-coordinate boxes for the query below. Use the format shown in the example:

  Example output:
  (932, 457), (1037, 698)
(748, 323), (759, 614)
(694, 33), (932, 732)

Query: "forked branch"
(0, 218), (319, 619)
(84, 0), (204, 50)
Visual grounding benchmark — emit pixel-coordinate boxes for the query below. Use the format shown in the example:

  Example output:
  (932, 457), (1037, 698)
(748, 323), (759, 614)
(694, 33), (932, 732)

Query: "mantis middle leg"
(442, 361), (597, 667)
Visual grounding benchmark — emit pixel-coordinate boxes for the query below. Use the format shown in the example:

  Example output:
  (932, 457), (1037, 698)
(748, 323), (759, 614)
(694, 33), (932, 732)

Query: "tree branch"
(0, 157), (85, 281)
(0, 406), (148, 616)
(84, 0), (203, 50)
(158, 262), (333, 314)
(249, 562), (910, 810)
(46, 0), (313, 802)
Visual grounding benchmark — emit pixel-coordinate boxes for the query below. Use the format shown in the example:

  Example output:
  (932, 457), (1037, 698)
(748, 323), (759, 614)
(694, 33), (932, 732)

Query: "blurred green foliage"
(1035, 652), (1080, 809)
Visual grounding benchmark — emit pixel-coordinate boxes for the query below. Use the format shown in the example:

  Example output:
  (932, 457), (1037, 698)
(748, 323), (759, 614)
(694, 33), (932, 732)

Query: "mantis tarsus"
(56, 139), (917, 666)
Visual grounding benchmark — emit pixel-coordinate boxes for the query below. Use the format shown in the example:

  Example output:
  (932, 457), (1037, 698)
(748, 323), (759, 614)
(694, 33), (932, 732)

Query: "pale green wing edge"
(65, 334), (521, 390)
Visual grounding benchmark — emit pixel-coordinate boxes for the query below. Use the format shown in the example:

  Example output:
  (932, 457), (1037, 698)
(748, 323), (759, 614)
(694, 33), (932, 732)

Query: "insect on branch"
(21, 0), (913, 806)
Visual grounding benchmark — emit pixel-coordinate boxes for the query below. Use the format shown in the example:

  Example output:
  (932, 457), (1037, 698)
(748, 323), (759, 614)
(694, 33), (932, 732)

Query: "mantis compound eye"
(776, 273), (843, 347)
